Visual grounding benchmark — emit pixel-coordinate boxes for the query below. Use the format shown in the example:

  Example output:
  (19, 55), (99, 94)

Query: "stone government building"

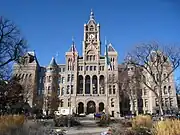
(13, 11), (178, 118)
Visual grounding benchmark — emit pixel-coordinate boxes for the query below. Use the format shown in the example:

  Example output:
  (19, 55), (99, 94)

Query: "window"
(111, 98), (114, 107)
(86, 66), (89, 71)
(71, 85), (73, 94)
(170, 98), (173, 106)
(71, 74), (74, 81)
(164, 86), (167, 94)
(67, 74), (70, 82)
(81, 66), (83, 71)
(60, 99), (64, 107)
(67, 85), (70, 94)
(61, 87), (64, 95)
(90, 66), (93, 71)
(63, 68), (65, 72)
(113, 85), (116, 94)
(57, 87), (60, 96)
(59, 68), (61, 72)
(168, 86), (171, 95)
(145, 99), (148, 107)
(62, 77), (65, 84)
(111, 111), (114, 117)
(102, 66), (104, 71)
(109, 85), (112, 94)
(94, 66), (96, 71)
(68, 98), (70, 107)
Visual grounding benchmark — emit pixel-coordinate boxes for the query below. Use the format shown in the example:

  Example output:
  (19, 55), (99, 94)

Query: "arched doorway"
(99, 102), (104, 112)
(78, 102), (84, 114)
(87, 101), (96, 114)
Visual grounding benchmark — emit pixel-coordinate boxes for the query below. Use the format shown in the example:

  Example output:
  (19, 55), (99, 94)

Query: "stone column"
(83, 76), (86, 94)
(97, 76), (99, 94)
(84, 106), (87, 114)
(96, 105), (99, 113)
(91, 76), (93, 94)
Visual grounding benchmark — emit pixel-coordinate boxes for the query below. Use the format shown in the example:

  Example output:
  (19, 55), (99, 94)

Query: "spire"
(49, 57), (57, 67)
(90, 9), (94, 20)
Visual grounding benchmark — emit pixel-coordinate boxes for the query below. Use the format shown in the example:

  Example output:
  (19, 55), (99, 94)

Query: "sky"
(0, 0), (180, 77)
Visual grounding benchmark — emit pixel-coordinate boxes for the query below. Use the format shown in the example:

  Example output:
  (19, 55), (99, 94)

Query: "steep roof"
(49, 57), (57, 67)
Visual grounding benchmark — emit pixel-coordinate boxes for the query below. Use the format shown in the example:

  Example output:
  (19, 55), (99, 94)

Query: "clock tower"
(83, 10), (101, 60)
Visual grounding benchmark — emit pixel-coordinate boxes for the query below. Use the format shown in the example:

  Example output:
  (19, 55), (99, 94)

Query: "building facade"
(13, 11), (178, 118)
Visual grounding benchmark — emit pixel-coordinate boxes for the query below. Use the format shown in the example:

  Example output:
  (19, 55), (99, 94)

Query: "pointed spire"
(49, 57), (57, 67)
(90, 9), (94, 20)
(68, 37), (77, 52)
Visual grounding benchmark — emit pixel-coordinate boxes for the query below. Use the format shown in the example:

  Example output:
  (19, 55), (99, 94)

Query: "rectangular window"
(86, 66), (89, 71)
(111, 111), (114, 117)
(71, 74), (74, 81)
(90, 66), (93, 71)
(68, 99), (70, 107)
(62, 77), (65, 84)
(102, 66), (104, 71)
(94, 66), (96, 71)
(109, 85), (112, 94)
(63, 68), (65, 72)
(113, 85), (116, 94)
(71, 85), (73, 94)
(145, 99), (148, 107)
(67, 74), (70, 82)
(170, 98), (173, 106)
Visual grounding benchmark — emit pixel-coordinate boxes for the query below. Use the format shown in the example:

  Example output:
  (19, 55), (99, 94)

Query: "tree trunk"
(159, 100), (164, 120)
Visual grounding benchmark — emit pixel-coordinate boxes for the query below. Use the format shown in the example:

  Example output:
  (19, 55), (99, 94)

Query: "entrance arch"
(87, 101), (96, 114)
(78, 102), (84, 114)
(99, 102), (104, 112)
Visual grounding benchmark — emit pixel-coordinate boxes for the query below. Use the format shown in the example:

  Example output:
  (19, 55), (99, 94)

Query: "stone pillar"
(96, 105), (99, 113)
(83, 76), (85, 94)
(91, 76), (93, 94)
(97, 76), (99, 94)
(84, 106), (87, 114)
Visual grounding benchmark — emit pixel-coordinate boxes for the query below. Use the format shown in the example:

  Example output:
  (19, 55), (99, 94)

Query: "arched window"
(60, 99), (64, 107)
(99, 75), (105, 94)
(92, 75), (97, 94)
(77, 75), (83, 94)
(67, 85), (70, 94)
(111, 98), (114, 107)
(85, 75), (90, 94)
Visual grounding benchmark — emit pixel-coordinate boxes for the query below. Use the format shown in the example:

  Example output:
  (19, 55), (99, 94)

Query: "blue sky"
(0, 0), (180, 77)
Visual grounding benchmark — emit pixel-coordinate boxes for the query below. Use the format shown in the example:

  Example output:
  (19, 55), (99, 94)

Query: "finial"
(105, 36), (107, 45)
(90, 9), (94, 20)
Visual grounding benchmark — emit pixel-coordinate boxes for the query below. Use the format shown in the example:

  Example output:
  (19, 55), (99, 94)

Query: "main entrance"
(87, 101), (96, 114)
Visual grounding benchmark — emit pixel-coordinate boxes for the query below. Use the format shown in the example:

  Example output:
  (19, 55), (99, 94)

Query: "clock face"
(89, 34), (95, 39)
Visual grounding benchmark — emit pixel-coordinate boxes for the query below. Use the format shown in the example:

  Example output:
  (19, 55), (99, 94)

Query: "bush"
(0, 115), (25, 133)
(132, 115), (153, 129)
(154, 119), (180, 135)
(54, 114), (80, 127)
(98, 114), (111, 126)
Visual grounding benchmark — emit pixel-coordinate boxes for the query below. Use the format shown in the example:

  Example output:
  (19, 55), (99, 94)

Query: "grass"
(132, 115), (153, 129)
(154, 119), (180, 135)
(0, 115), (25, 133)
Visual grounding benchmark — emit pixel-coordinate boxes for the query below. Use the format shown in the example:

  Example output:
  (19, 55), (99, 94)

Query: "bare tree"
(124, 42), (180, 117)
(0, 16), (27, 80)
